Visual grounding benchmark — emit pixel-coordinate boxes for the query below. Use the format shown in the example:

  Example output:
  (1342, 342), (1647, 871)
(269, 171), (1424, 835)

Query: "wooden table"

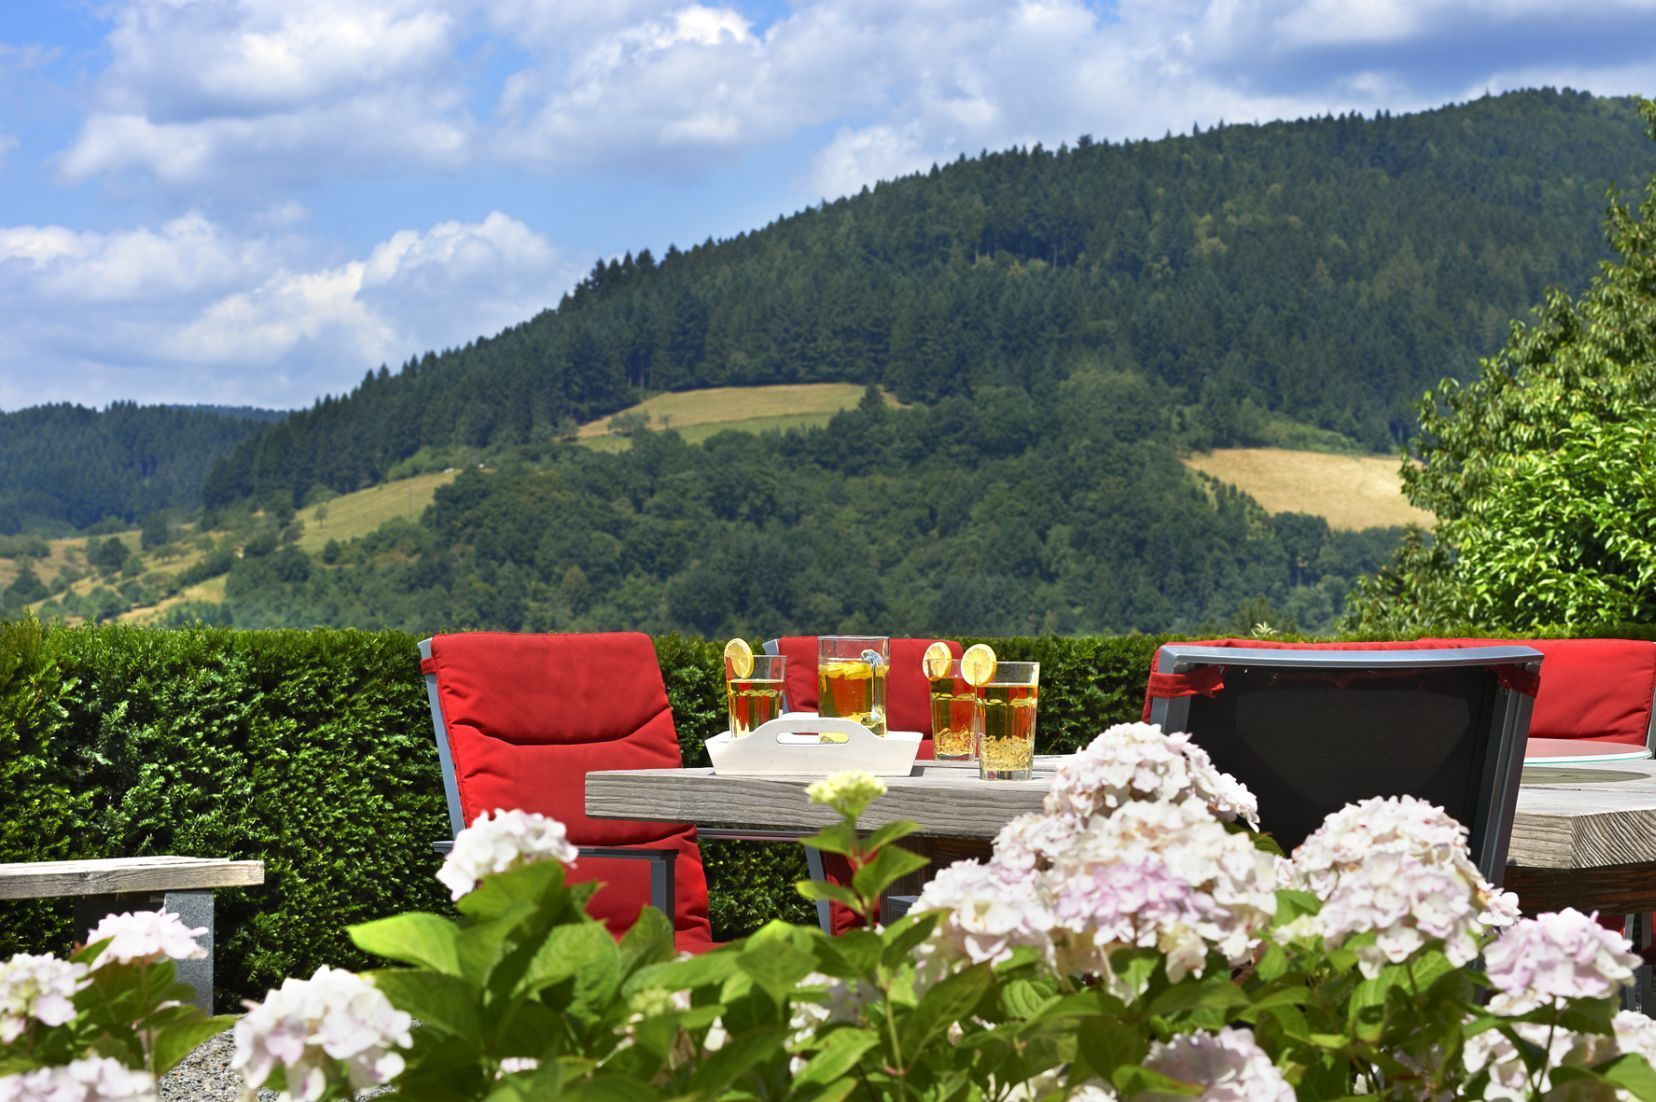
(0, 856), (265, 1011)
(588, 754), (1656, 914)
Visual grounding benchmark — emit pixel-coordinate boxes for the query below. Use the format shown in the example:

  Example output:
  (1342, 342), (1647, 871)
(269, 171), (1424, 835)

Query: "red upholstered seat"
(423, 631), (714, 953)
(771, 636), (964, 934)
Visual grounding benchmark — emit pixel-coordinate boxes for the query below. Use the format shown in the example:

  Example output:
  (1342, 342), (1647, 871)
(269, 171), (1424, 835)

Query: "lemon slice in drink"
(960, 643), (997, 688)
(723, 637), (754, 679)
(922, 641), (953, 680)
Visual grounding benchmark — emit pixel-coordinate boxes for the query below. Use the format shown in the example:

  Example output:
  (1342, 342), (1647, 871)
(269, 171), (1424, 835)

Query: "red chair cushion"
(425, 631), (713, 953)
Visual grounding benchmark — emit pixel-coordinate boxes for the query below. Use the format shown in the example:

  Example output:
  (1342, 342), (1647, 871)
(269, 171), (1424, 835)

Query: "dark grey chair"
(1145, 643), (1543, 885)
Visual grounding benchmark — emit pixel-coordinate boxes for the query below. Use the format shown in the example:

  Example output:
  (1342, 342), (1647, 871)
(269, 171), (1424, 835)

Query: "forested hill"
(0, 403), (277, 531)
(202, 88), (1656, 507)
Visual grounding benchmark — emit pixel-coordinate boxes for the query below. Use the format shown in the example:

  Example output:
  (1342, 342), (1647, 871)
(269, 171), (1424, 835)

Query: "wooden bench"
(0, 856), (265, 1010)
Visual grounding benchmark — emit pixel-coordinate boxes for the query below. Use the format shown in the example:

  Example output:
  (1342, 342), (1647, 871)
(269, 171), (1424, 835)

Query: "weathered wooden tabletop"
(588, 756), (1656, 915)
(0, 856), (266, 900)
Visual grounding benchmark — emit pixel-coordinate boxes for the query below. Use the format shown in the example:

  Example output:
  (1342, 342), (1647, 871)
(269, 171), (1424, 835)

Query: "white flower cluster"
(1464, 1008), (1656, 1101)
(1044, 723), (1260, 829)
(437, 808), (580, 900)
(1047, 800), (1277, 984)
(1140, 1028), (1294, 1102)
(1287, 795), (1517, 973)
(788, 972), (877, 1072)
(805, 771), (887, 817)
(1483, 908), (1641, 1014)
(0, 1056), (156, 1102)
(0, 953), (88, 1043)
(917, 725), (1276, 989)
(85, 911), (207, 967)
(231, 966), (413, 1102)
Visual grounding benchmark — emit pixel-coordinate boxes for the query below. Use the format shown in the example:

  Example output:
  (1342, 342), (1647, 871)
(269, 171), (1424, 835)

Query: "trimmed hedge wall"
(16, 620), (1620, 1007)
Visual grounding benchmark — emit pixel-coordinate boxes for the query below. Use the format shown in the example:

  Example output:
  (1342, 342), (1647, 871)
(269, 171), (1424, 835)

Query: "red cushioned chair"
(420, 631), (714, 954)
(764, 636), (963, 934)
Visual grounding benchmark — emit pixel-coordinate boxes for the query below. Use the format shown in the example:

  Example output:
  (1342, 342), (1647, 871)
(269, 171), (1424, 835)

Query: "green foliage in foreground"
(1348, 99), (1656, 634)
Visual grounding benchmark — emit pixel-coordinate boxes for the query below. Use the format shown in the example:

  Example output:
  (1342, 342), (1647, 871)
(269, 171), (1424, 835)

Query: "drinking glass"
(817, 635), (889, 737)
(725, 653), (787, 738)
(975, 661), (1039, 780)
(928, 660), (978, 760)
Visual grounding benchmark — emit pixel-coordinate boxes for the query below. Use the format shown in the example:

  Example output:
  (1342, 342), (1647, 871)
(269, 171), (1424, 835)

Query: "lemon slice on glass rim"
(723, 637), (754, 679)
(922, 641), (953, 680)
(959, 643), (997, 688)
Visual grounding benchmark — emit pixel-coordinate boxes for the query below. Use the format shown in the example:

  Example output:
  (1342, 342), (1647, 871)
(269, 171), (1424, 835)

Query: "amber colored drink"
(727, 677), (784, 738)
(976, 677), (1038, 781)
(929, 677), (978, 760)
(818, 658), (888, 738)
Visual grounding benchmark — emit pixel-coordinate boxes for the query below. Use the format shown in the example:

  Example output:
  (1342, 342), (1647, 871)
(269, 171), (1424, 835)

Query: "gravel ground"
(157, 1033), (390, 1101)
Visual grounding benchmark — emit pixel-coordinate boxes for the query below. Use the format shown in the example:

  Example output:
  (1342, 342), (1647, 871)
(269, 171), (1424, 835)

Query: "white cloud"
(58, 0), (473, 186)
(0, 212), (577, 409)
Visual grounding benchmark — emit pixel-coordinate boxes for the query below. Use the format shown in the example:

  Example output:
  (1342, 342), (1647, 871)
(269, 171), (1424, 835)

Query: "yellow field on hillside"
(295, 470), (460, 553)
(1184, 448), (1433, 531)
(576, 383), (892, 443)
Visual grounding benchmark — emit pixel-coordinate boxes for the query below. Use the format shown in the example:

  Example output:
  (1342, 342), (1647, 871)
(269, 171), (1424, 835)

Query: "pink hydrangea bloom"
(991, 811), (1083, 876)
(437, 808), (579, 900)
(85, 911), (207, 967)
(0, 1056), (157, 1102)
(1483, 908), (1641, 1013)
(1051, 799), (1278, 983)
(0, 953), (89, 1043)
(1044, 723), (1260, 828)
(1307, 849), (1486, 977)
(232, 966), (413, 1102)
(1140, 1027), (1293, 1102)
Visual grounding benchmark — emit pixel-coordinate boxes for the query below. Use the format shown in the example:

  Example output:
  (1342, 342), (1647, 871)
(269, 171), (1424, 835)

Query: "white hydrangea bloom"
(805, 771), (886, 815)
(0, 1056), (157, 1102)
(1462, 1019), (1617, 1102)
(231, 966), (413, 1102)
(437, 808), (579, 900)
(1288, 796), (1516, 967)
(1309, 850), (1486, 977)
(1049, 799), (1277, 984)
(0, 953), (89, 1043)
(1068, 1086), (1117, 1102)
(1613, 1009), (1656, 1067)
(1140, 1027), (1293, 1102)
(992, 812), (1084, 876)
(912, 859), (1054, 984)
(787, 972), (877, 1072)
(1044, 723), (1260, 828)
(85, 911), (207, 967)
(1483, 908), (1641, 1014)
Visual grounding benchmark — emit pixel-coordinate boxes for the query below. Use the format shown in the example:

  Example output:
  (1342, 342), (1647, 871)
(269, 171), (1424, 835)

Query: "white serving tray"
(706, 712), (922, 776)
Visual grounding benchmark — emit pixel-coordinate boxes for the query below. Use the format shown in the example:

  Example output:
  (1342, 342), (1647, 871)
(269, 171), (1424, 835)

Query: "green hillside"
(204, 90), (1656, 508)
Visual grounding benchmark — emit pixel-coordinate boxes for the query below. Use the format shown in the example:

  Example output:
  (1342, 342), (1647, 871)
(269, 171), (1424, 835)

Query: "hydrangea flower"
(1140, 1028), (1294, 1102)
(437, 808), (579, 900)
(991, 811), (1083, 876)
(1308, 849), (1487, 977)
(1045, 723), (1260, 828)
(1288, 796), (1517, 968)
(911, 859), (1054, 982)
(1483, 908), (1641, 1014)
(231, 965), (413, 1102)
(806, 771), (887, 819)
(84, 911), (207, 967)
(0, 953), (89, 1043)
(1046, 799), (1277, 983)
(1465, 1006), (1656, 1101)
(0, 1056), (157, 1102)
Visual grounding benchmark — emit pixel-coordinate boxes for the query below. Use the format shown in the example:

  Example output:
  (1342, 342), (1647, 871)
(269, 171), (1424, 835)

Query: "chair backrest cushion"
(772, 637), (964, 750)
(1142, 637), (1656, 748)
(424, 631), (712, 951)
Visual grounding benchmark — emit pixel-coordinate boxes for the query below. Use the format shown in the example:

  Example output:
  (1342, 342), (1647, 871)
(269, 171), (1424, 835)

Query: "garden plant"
(5, 721), (1656, 1101)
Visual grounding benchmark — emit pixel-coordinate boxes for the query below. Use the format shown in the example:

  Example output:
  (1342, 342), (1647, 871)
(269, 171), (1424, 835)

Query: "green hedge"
(11, 621), (1614, 1008)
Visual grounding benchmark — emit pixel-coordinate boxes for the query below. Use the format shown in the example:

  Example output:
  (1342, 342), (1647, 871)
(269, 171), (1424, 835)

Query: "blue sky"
(2, 0), (1654, 412)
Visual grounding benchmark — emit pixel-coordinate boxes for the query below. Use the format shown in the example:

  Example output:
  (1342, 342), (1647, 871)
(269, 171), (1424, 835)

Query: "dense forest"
(0, 403), (278, 532)
(214, 378), (1399, 637)
(203, 89), (1656, 507)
